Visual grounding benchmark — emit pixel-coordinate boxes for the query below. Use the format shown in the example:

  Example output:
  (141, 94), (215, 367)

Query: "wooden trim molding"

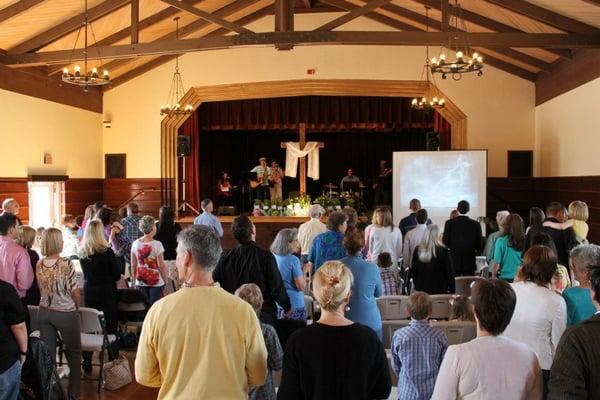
(160, 79), (468, 210)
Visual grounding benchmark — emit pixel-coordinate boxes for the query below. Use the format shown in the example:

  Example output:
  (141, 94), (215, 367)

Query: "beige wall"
(0, 88), (102, 178)
(535, 76), (600, 177)
(103, 13), (536, 178)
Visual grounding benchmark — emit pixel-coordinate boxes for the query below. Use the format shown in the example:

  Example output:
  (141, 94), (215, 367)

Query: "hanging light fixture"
(430, 0), (483, 81)
(160, 17), (193, 116)
(62, 0), (110, 91)
(412, 6), (445, 110)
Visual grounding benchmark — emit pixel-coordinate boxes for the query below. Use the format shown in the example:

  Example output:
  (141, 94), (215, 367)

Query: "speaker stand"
(178, 156), (200, 216)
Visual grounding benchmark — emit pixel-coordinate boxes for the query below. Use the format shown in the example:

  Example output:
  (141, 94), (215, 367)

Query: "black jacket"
(549, 313), (600, 399)
(442, 215), (482, 276)
(543, 218), (578, 269)
(411, 246), (455, 294)
(213, 241), (290, 325)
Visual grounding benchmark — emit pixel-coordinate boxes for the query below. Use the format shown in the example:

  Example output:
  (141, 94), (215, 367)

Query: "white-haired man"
(298, 204), (326, 267)
(1, 198), (22, 226)
(136, 225), (267, 399)
(484, 210), (510, 264)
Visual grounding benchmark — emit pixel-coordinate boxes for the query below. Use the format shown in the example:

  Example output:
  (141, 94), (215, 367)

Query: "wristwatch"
(19, 351), (27, 356)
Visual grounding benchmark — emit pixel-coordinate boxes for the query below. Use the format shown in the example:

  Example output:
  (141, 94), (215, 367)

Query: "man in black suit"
(543, 202), (577, 271)
(443, 200), (482, 276)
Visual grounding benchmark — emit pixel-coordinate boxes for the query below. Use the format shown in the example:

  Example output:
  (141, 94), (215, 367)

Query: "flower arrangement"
(254, 194), (311, 217)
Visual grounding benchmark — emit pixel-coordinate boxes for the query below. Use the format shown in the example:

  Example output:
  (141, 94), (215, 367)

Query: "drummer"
(340, 168), (362, 191)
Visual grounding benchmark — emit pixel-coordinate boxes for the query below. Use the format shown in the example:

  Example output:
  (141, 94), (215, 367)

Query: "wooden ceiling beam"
(100, 0), (259, 74)
(5, 32), (600, 67)
(580, 0), (600, 6)
(0, 0), (45, 23)
(8, 0), (130, 54)
(440, 0), (449, 31)
(106, 4), (273, 89)
(484, 0), (600, 34)
(131, 0), (139, 44)
(160, 0), (253, 34)
(412, 0), (571, 59)
(302, 0), (315, 8)
(275, 0), (294, 49)
(316, 0), (391, 31)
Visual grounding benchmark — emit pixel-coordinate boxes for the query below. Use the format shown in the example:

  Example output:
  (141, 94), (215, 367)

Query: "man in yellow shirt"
(135, 225), (267, 399)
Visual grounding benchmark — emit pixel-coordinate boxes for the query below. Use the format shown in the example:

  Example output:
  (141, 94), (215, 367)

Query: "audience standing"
(297, 205), (326, 266)
(402, 209), (429, 270)
(443, 200), (482, 276)
(411, 225), (455, 294)
(525, 207), (546, 251)
(492, 213), (525, 282)
(368, 208), (403, 267)
(0, 215), (33, 304)
(483, 210), (509, 263)
(549, 268), (600, 399)
(545, 201), (589, 245)
(377, 252), (400, 296)
(307, 211), (348, 272)
(525, 232), (571, 293)
(0, 280), (27, 400)
(340, 229), (383, 339)
(117, 203), (143, 266)
(131, 216), (168, 306)
(1, 198), (22, 226)
(543, 202), (577, 270)
(449, 295), (474, 322)
(399, 199), (431, 236)
(432, 279), (543, 399)
(562, 244), (599, 326)
(194, 199), (224, 238)
(154, 206), (182, 261)
(16, 226), (39, 306)
(60, 215), (79, 259)
(270, 228), (307, 321)
(504, 245), (567, 397)
(391, 291), (448, 400)
(136, 225), (267, 399)
(213, 215), (290, 326)
(235, 283), (283, 400)
(278, 261), (391, 400)
(36, 228), (81, 400)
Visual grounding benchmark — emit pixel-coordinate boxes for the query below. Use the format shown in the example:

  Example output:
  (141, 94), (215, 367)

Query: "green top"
(492, 235), (522, 281)
(562, 286), (597, 326)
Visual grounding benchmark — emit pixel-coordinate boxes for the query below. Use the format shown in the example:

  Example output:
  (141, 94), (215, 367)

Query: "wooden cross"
(280, 123), (324, 194)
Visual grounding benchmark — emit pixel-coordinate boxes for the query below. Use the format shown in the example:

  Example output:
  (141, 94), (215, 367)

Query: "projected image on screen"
(393, 151), (487, 228)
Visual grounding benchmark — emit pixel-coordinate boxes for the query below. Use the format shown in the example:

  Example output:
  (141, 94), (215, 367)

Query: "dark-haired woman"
(217, 171), (233, 206)
(504, 245), (566, 399)
(492, 213), (525, 282)
(154, 206), (182, 261)
(524, 207), (545, 251)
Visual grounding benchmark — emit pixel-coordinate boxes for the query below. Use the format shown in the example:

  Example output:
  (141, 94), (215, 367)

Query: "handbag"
(102, 355), (132, 391)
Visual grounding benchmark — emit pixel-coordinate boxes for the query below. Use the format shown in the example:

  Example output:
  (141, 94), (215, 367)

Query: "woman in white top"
(368, 208), (402, 266)
(503, 245), (567, 398)
(432, 279), (542, 400)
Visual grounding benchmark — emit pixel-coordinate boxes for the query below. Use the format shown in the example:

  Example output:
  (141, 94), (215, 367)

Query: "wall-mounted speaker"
(177, 135), (191, 157)
(426, 131), (440, 151)
(508, 150), (533, 177)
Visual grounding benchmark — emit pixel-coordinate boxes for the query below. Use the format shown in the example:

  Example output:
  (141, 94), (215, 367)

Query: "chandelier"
(160, 17), (193, 116)
(412, 6), (445, 110)
(62, 0), (110, 91)
(430, 0), (484, 81)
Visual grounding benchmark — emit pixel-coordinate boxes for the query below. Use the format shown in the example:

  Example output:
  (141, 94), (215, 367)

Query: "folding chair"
(455, 276), (486, 297)
(429, 294), (454, 320)
(431, 321), (477, 345)
(376, 296), (409, 320)
(79, 307), (118, 392)
(382, 320), (411, 349)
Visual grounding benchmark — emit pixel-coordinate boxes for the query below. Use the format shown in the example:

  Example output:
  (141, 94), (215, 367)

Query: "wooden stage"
(177, 215), (310, 249)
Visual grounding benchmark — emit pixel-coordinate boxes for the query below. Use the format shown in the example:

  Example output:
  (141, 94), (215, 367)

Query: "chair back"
(430, 294), (453, 320)
(431, 321), (477, 345)
(455, 276), (486, 297)
(28, 305), (40, 332)
(79, 307), (105, 334)
(382, 320), (411, 349)
(304, 295), (314, 320)
(377, 296), (409, 320)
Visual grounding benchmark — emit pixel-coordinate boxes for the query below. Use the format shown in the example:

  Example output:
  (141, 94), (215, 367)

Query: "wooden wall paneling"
(62, 179), (103, 217)
(103, 178), (162, 216)
(0, 178), (29, 224)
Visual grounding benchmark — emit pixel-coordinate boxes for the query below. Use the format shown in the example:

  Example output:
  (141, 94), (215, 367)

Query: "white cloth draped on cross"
(284, 141), (321, 180)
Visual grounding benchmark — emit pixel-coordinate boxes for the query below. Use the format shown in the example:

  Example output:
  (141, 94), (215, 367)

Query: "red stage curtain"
(434, 111), (452, 150)
(178, 114), (201, 212)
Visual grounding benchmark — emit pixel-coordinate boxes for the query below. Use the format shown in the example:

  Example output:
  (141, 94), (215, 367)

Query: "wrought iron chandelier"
(62, 0), (110, 91)
(412, 6), (445, 110)
(160, 17), (193, 116)
(430, 0), (484, 81)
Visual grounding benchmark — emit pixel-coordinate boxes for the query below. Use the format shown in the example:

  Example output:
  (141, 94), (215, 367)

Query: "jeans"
(0, 360), (21, 400)
(140, 286), (164, 306)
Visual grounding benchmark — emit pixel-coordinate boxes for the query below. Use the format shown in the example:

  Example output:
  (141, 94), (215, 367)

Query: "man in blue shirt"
(399, 198), (432, 236)
(391, 291), (447, 400)
(194, 199), (224, 238)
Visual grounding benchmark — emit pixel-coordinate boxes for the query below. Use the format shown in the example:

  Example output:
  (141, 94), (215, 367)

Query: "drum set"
(322, 183), (364, 209)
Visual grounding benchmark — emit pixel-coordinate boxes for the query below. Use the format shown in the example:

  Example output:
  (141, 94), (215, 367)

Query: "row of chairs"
(382, 320), (477, 349)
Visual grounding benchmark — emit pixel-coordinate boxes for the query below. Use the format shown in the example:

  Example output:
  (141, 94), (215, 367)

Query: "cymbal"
(323, 184), (339, 189)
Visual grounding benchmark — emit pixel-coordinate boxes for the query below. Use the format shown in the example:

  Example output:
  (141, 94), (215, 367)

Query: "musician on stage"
(340, 168), (362, 192)
(373, 159), (392, 206)
(250, 157), (271, 201)
(269, 160), (284, 201)
(217, 171), (233, 206)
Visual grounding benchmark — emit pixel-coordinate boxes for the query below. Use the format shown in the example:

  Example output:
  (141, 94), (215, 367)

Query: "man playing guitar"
(250, 157), (271, 201)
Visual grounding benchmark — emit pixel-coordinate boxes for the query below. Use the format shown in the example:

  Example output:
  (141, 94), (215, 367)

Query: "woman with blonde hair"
(544, 200), (589, 244)
(411, 225), (455, 294)
(278, 261), (391, 400)
(17, 225), (40, 306)
(368, 207), (403, 266)
(79, 220), (121, 335)
(36, 228), (81, 400)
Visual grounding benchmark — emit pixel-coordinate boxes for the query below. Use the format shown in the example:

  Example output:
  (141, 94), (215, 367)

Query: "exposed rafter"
(484, 0), (600, 34)
(8, 0), (130, 54)
(0, 0), (44, 24)
(275, 0), (294, 50)
(106, 4), (273, 89)
(316, 0), (392, 31)
(131, 0), (139, 44)
(161, 0), (253, 34)
(580, 0), (600, 5)
(302, 0), (315, 8)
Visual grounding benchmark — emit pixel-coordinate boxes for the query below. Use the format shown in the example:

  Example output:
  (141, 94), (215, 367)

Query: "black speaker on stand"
(177, 135), (199, 216)
(426, 131), (441, 151)
(177, 135), (191, 157)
